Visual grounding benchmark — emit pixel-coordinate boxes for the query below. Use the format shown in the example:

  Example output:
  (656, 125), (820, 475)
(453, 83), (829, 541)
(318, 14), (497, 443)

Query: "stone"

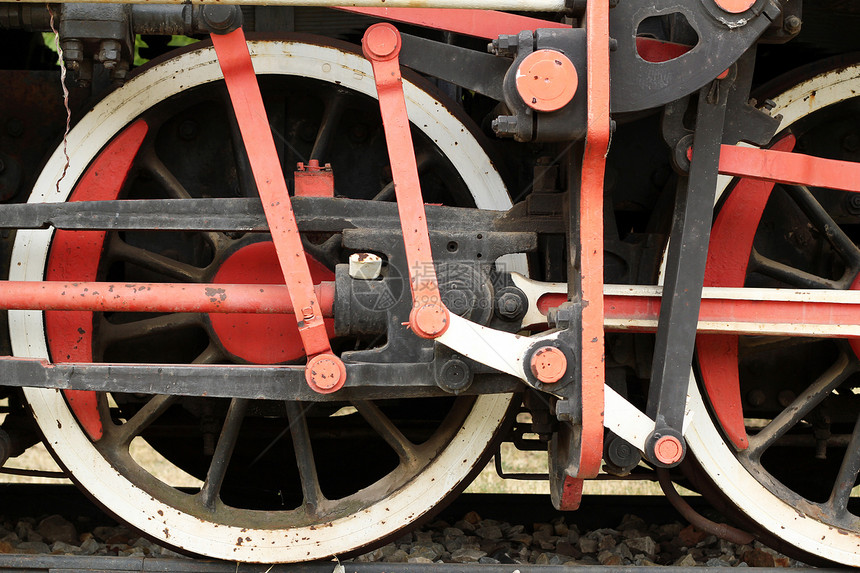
(555, 541), (582, 559)
(618, 514), (648, 533)
(476, 526), (503, 540)
(477, 556), (501, 564)
(578, 537), (598, 554)
(462, 511), (482, 525)
(705, 557), (732, 567)
(383, 549), (409, 562)
(674, 553), (698, 567)
(454, 520), (476, 532)
(533, 522), (553, 535)
(442, 527), (464, 538)
(407, 556), (434, 564)
(656, 522), (682, 539)
(508, 533), (532, 545)
(414, 531), (434, 544)
(51, 541), (81, 554)
(79, 537), (100, 556)
(614, 542), (633, 561)
(0, 541), (14, 554)
(634, 557), (659, 566)
(535, 552), (550, 565)
(17, 541), (50, 554)
(554, 522), (569, 536)
(451, 548), (486, 563)
(679, 524), (707, 547)
(742, 548), (775, 567)
(598, 550), (623, 566)
(626, 535), (657, 557)
(597, 534), (616, 551)
(92, 526), (116, 542)
(409, 544), (439, 561)
(37, 515), (78, 545)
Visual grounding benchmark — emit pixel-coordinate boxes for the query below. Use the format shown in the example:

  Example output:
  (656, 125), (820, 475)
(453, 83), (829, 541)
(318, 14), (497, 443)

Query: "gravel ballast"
(0, 509), (804, 567)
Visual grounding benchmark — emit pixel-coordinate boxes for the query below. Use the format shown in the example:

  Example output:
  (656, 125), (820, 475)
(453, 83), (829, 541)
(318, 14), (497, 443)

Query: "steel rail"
(12, 0), (567, 10)
(0, 554), (841, 572)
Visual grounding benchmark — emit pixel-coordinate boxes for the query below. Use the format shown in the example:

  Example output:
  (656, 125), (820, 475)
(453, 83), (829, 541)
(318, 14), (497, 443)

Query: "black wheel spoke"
(285, 402), (325, 512)
(98, 313), (202, 345)
(109, 238), (207, 282)
(372, 152), (435, 201)
(141, 149), (227, 249)
(749, 248), (840, 289)
(352, 401), (419, 468)
(826, 414), (860, 515)
(784, 184), (860, 269)
(310, 92), (345, 163)
(142, 148), (193, 200)
(748, 352), (857, 458)
(193, 343), (224, 365)
(109, 394), (179, 446)
(199, 398), (250, 510)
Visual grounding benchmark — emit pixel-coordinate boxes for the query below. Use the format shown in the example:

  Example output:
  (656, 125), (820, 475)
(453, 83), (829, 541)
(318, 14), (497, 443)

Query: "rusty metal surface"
(0, 71), (65, 204)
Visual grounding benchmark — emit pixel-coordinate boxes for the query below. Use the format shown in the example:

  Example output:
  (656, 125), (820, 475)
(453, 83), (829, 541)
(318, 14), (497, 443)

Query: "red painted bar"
(0, 281), (335, 315)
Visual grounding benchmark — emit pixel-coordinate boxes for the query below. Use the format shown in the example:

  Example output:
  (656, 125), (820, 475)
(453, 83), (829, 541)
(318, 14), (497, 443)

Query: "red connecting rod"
(211, 28), (345, 393)
(361, 24), (451, 339)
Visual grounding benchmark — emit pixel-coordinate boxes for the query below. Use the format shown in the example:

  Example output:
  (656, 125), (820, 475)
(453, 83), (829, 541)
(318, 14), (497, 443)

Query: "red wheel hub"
(209, 241), (334, 363)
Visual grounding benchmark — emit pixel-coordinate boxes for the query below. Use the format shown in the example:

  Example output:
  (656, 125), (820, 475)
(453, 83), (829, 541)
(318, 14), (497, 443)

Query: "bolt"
(61, 39), (84, 63)
(783, 15), (802, 35)
(546, 302), (576, 330)
(496, 291), (524, 320)
(437, 358), (472, 392)
(746, 389), (766, 407)
(301, 306), (315, 321)
(489, 34), (518, 57)
(777, 390), (796, 408)
(201, 5), (242, 33)
(846, 194), (860, 215)
(5, 119), (22, 138)
(762, 99), (777, 111)
(492, 115), (519, 137)
(843, 133), (860, 153)
(97, 39), (121, 70)
(608, 37), (618, 51)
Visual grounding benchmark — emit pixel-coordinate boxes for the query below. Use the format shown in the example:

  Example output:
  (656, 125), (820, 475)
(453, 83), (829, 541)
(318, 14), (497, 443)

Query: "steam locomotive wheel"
(10, 39), (515, 562)
(686, 60), (860, 565)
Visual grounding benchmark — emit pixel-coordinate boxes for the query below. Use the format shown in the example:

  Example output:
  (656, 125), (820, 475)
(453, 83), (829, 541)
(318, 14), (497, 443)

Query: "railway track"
(0, 484), (841, 570)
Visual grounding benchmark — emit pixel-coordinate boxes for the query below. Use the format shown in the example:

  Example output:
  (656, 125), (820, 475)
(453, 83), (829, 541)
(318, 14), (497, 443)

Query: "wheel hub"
(208, 240), (333, 364)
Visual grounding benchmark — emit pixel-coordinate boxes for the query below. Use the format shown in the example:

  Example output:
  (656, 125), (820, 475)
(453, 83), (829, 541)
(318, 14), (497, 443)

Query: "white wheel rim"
(685, 62), (860, 565)
(11, 40), (516, 563)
